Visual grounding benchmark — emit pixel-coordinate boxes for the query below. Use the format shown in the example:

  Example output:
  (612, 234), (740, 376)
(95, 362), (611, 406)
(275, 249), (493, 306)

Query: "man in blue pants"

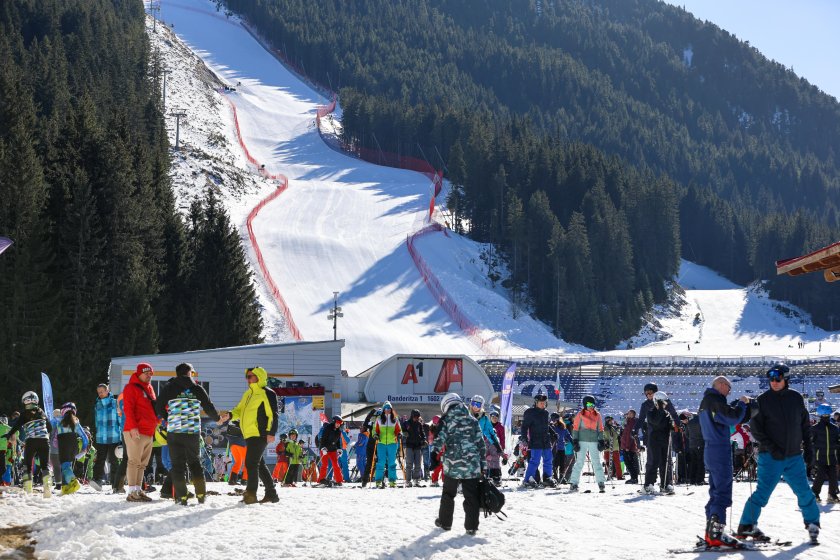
(737, 363), (820, 545)
(519, 390), (555, 488)
(698, 376), (751, 547)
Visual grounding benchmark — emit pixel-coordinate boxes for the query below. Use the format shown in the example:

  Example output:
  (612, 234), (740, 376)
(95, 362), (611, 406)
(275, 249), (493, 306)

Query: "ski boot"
(227, 472), (239, 486)
(434, 519), (451, 531)
(568, 484), (579, 492)
(827, 494), (840, 504)
(406, 480), (413, 488)
(376, 480), (385, 489)
(42, 474), (53, 498)
(598, 483), (605, 493)
(465, 529), (477, 536)
(61, 478), (81, 496)
(259, 489), (279, 504)
(663, 484), (675, 495)
(191, 477), (206, 504)
(641, 484), (656, 495)
(542, 477), (557, 488)
(23, 476), (33, 494)
(736, 524), (769, 542)
(705, 515), (741, 549)
(389, 480), (396, 488)
(807, 523), (819, 546)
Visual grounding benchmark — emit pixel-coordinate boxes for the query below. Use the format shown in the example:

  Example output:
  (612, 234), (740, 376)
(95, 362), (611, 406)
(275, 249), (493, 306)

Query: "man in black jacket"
(316, 415), (344, 486)
(642, 391), (675, 495)
(155, 362), (219, 505)
(737, 363), (820, 544)
(810, 403), (839, 503)
(519, 389), (556, 487)
(685, 413), (705, 485)
(404, 409), (427, 487)
(637, 382), (679, 489)
(360, 408), (380, 487)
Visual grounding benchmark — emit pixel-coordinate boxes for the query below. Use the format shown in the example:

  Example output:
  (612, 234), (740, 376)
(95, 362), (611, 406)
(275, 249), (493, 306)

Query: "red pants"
(604, 450), (623, 479)
(272, 461), (289, 482)
(318, 451), (343, 483)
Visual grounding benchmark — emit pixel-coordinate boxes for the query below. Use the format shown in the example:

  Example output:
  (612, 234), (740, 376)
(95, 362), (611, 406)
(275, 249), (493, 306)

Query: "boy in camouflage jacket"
(432, 393), (487, 535)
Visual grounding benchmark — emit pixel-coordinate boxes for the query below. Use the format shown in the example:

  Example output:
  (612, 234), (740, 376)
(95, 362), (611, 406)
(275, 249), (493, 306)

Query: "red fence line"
(222, 93), (303, 341)
(406, 224), (497, 354)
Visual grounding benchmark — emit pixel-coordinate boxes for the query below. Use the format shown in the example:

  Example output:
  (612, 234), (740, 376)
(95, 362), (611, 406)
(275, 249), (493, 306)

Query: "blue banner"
(41, 372), (54, 416)
(499, 363), (517, 436)
(0, 236), (12, 256)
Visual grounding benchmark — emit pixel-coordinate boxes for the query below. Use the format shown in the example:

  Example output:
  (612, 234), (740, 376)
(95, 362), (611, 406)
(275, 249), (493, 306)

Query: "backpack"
(478, 477), (507, 520)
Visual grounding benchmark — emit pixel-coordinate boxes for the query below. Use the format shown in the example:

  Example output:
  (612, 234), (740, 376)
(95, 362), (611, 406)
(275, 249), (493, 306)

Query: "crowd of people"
(1, 361), (838, 541)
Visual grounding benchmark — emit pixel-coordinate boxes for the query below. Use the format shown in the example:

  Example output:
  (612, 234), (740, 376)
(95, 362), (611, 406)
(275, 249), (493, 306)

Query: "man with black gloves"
(737, 363), (821, 545)
(642, 391), (675, 495)
(698, 375), (751, 548)
(404, 409), (428, 487)
(360, 408), (381, 487)
(316, 415), (344, 486)
(519, 389), (556, 488)
(637, 382), (678, 488)
(155, 362), (220, 505)
(811, 403), (839, 503)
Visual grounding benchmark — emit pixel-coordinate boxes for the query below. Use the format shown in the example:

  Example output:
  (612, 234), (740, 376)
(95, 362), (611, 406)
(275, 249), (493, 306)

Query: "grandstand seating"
(479, 357), (840, 419)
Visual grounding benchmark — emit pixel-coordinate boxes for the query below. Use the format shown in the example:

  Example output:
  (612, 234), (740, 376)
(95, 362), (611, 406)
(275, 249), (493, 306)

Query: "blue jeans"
(524, 447), (553, 482)
(739, 452), (819, 527)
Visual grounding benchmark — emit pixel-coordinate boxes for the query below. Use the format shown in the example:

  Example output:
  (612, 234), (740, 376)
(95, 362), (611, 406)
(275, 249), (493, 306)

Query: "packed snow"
(2, 1), (839, 558)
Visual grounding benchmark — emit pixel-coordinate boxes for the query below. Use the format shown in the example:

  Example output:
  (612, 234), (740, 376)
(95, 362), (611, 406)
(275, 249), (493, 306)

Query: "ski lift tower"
(328, 291), (343, 341)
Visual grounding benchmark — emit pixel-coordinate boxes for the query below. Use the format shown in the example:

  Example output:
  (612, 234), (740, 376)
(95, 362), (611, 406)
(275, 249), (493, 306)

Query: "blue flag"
(41, 372), (54, 416)
(0, 236), (12, 256)
(499, 363), (517, 436)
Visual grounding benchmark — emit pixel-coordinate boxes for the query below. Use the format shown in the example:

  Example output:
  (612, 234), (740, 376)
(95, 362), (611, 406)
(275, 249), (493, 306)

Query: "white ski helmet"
(21, 391), (39, 406)
(441, 392), (463, 414)
(653, 391), (669, 404)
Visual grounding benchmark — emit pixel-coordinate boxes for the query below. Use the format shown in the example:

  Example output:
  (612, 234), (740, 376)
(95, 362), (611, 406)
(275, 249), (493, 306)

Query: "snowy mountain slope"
(152, 0), (840, 372)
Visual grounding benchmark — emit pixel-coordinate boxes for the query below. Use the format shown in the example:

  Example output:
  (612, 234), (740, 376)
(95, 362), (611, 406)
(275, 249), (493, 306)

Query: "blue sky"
(663, 0), (840, 100)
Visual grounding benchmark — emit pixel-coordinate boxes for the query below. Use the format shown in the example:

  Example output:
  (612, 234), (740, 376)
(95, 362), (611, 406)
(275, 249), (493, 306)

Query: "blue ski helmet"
(817, 403), (833, 416)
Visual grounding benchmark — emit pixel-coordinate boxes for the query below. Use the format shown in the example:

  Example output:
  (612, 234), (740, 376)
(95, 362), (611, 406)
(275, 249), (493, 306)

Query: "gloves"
(572, 439), (580, 452)
(502, 455), (508, 466)
(513, 444), (521, 457)
(494, 443), (503, 454)
(597, 440), (607, 451)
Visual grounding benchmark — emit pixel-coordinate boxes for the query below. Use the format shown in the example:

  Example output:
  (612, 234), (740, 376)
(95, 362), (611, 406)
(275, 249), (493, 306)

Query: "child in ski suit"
(354, 428), (369, 483)
(283, 429), (303, 485)
(8, 391), (53, 494)
(272, 434), (289, 482)
(56, 403), (89, 495)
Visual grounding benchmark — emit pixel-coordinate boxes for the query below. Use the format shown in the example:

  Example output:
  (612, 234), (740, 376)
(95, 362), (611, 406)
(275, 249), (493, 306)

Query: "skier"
(354, 426), (369, 483)
(550, 413), (571, 483)
(374, 402), (401, 488)
(603, 415), (623, 480)
(272, 433), (289, 482)
(685, 410), (705, 484)
(642, 391), (675, 495)
(433, 392), (486, 535)
(55, 403), (90, 495)
(283, 428), (303, 486)
(315, 415), (344, 486)
(469, 396), (502, 484)
(810, 403), (839, 503)
(519, 389), (555, 487)
(230, 366), (279, 504)
(429, 415), (444, 486)
(91, 383), (122, 492)
(488, 408), (508, 485)
(737, 363), (820, 545)
(339, 422), (352, 483)
(360, 408), (380, 487)
(7, 391), (52, 495)
(155, 362), (220, 505)
(219, 410), (247, 485)
(403, 409), (427, 487)
(569, 395), (606, 492)
(637, 382), (678, 488)
(698, 375), (751, 548)
(620, 409), (640, 484)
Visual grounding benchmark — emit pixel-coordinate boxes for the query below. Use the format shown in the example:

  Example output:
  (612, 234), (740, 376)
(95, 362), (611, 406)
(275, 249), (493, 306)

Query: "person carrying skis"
(55, 403), (89, 495)
(519, 389), (555, 488)
(91, 383), (122, 491)
(8, 391), (53, 495)
(698, 375), (751, 547)
(620, 409), (640, 484)
(230, 366), (279, 504)
(569, 395), (607, 492)
(433, 392), (486, 535)
(403, 409), (427, 487)
(642, 391), (676, 495)
(283, 428), (303, 486)
(374, 402), (401, 488)
(811, 402), (840, 503)
(737, 363), (820, 545)
(316, 415), (344, 486)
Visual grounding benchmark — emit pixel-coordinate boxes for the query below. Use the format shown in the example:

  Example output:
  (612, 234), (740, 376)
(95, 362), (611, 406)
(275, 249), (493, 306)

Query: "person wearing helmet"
(432, 392), (486, 535)
(469, 396), (502, 486)
(374, 402), (402, 488)
(359, 407), (381, 487)
(488, 408), (508, 485)
(810, 402), (839, 503)
(603, 415), (623, 481)
(697, 375), (752, 547)
(315, 415), (345, 486)
(283, 429), (303, 486)
(7, 391), (53, 495)
(519, 389), (556, 488)
(641, 391), (676, 495)
(353, 425), (370, 485)
(568, 395), (606, 492)
(272, 433), (290, 482)
(737, 363), (821, 545)
(55, 403), (90, 495)
(155, 362), (220, 505)
(549, 413), (572, 483)
(637, 382), (678, 487)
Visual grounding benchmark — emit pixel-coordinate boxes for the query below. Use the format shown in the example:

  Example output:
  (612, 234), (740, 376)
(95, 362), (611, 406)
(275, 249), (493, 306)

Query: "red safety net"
(222, 93), (303, 341)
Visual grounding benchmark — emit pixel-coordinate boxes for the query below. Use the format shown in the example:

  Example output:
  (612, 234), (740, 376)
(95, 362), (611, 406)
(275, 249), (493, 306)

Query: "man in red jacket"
(122, 362), (159, 502)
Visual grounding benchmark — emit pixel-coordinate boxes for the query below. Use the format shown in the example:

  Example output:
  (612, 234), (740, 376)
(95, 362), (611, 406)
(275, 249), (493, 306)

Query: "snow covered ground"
(1, 478), (836, 559)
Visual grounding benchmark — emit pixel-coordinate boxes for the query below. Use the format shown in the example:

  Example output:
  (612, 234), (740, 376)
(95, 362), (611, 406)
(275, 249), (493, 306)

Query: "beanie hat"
(135, 362), (154, 376)
(440, 393), (462, 414)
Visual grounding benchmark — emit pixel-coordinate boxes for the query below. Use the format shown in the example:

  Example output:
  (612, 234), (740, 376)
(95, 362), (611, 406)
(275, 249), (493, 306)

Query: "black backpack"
(478, 477), (507, 520)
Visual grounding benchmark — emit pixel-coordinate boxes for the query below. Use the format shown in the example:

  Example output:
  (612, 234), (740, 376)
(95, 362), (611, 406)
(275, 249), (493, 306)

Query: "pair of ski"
(669, 535), (798, 554)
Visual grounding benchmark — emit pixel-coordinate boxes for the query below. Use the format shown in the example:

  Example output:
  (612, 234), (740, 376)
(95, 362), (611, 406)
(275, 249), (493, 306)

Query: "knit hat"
(135, 362), (154, 376)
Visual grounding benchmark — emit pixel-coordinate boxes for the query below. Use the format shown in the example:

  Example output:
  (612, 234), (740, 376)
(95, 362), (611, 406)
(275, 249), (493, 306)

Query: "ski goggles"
(585, 402), (595, 409)
(767, 371), (785, 382)
(470, 400), (484, 408)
